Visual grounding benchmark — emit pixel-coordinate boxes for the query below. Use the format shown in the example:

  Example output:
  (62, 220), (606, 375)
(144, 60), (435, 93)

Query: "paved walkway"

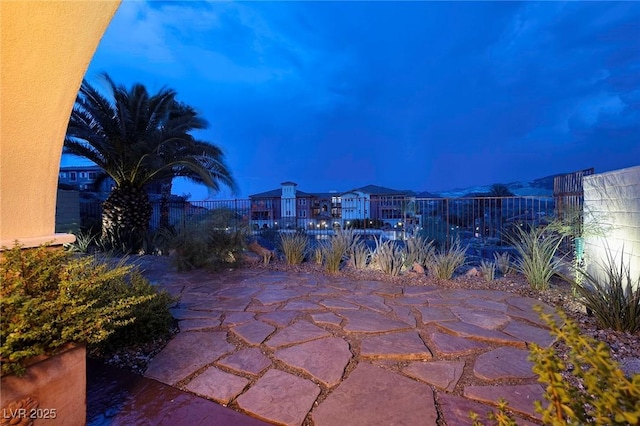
(142, 263), (555, 426)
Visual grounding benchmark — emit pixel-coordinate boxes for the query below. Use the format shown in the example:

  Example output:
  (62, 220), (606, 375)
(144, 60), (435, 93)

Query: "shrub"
(351, 241), (370, 270)
(508, 225), (562, 290)
(429, 240), (466, 280)
(321, 230), (357, 274)
(404, 235), (435, 269)
(479, 260), (496, 282)
(575, 248), (640, 333)
(493, 251), (512, 276)
(0, 244), (170, 376)
(89, 267), (177, 354)
(280, 232), (309, 265)
(170, 222), (245, 271)
(373, 238), (405, 277)
(473, 308), (640, 425)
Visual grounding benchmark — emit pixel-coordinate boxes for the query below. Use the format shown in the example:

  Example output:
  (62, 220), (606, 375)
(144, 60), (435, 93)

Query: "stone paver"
(142, 264), (567, 426)
(464, 383), (545, 419)
(266, 320), (330, 348)
(274, 337), (352, 386)
(403, 360), (465, 391)
(217, 348), (271, 376)
(503, 320), (555, 347)
(436, 321), (523, 346)
(184, 366), (249, 404)
(474, 347), (535, 381)
(416, 306), (457, 323)
(429, 331), (487, 356)
(312, 363), (438, 426)
(450, 306), (511, 329)
(232, 320), (276, 345)
(360, 331), (432, 360)
(222, 311), (255, 326)
(438, 393), (493, 426)
(257, 310), (298, 326)
(339, 309), (411, 333)
(146, 331), (233, 385)
(311, 312), (343, 326)
(236, 369), (320, 426)
(178, 318), (221, 331)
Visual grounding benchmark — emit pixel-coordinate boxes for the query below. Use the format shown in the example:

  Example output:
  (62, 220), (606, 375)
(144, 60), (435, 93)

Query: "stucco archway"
(0, 1), (121, 248)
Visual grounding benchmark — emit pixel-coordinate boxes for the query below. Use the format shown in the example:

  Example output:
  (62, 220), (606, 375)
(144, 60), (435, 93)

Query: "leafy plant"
(279, 232), (309, 265)
(472, 308), (640, 425)
(575, 248), (640, 333)
(508, 225), (562, 290)
(0, 244), (170, 376)
(493, 251), (512, 276)
(373, 238), (405, 277)
(350, 241), (370, 270)
(169, 221), (245, 271)
(479, 260), (496, 282)
(429, 239), (467, 280)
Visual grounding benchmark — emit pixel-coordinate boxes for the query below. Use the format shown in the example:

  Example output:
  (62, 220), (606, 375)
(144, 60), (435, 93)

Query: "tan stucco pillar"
(0, 1), (120, 249)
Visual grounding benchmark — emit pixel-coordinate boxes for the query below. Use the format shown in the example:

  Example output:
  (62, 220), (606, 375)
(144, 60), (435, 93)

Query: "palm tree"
(486, 183), (514, 238)
(65, 73), (237, 252)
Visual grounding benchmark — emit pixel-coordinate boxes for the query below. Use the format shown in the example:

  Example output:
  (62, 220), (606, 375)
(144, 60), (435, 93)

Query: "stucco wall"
(0, 1), (120, 248)
(583, 165), (640, 287)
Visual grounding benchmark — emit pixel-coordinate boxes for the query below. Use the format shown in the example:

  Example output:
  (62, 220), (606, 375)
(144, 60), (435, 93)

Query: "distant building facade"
(58, 165), (111, 193)
(249, 182), (418, 230)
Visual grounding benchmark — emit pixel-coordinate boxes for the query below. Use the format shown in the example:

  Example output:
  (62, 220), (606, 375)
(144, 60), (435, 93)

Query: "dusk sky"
(66, 1), (640, 199)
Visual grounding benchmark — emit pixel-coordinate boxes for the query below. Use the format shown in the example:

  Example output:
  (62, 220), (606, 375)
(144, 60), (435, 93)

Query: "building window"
(299, 199), (306, 206)
(69, 172), (77, 181)
(88, 172), (97, 180)
(301, 210), (307, 217)
(59, 172), (66, 179)
(80, 172), (87, 179)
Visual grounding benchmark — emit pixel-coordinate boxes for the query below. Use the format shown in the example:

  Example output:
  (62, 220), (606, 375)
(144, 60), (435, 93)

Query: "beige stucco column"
(0, 1), (120, 249)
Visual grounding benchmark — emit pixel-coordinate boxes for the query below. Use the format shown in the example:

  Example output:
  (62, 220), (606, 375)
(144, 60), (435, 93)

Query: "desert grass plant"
(64, 229), (96, 253)
(508, 225), (563, 290)
(351, 241), (370, 270)
(493, 251), (512, 276)
(472, 307), (640, 425)
(0, 244), (174, 376)
(429, 239), (467, 280)
(479, 260), (496, 282)
(575, 248), (640, 333)
(279, 232), (309, 265)
(404, 235), (435, 269)
(321, 230), (358, 274)
(374, 238), (406, 277)
(312, 244), (324, 265)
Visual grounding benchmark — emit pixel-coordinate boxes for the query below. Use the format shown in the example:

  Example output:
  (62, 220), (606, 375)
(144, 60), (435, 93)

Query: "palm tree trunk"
(101, 183), (152, 253)
(159, 178), (172, 229)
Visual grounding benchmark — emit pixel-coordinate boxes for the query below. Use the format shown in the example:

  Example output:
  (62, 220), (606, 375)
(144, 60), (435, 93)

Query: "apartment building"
(249, 182), (417, 230)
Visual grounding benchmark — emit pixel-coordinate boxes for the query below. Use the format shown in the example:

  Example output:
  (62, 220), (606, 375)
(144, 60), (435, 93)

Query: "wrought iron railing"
(77, 196), (556, 259)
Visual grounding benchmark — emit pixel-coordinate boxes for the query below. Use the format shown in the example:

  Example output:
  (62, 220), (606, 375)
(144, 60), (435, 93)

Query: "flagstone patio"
(139, 263), (555, 425)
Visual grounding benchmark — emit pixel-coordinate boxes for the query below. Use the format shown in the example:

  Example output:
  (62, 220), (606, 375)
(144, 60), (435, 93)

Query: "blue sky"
(67, 1), (640, 199)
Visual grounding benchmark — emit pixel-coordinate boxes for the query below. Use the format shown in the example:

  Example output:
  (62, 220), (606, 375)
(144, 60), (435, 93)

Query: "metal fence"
(78, 196), (556, 260)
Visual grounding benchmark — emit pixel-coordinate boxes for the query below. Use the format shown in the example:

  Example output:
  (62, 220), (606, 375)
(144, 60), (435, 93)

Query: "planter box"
(1, 345), (86, 426)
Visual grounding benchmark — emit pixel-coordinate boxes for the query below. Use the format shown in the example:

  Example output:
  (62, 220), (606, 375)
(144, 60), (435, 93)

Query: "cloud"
(84, 1), (640, 197)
